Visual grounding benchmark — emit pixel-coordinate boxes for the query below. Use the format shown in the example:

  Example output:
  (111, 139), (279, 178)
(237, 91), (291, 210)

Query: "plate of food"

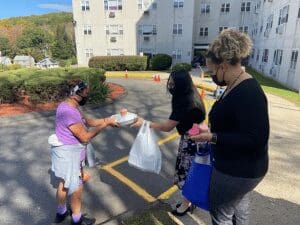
(111, 108), (138, 126)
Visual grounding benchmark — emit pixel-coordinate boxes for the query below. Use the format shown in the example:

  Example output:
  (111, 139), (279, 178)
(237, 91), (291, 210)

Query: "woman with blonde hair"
(190, 29), (269, 225)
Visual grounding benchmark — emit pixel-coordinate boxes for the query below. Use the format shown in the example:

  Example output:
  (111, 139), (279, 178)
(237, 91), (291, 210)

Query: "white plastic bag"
(128, 121), (162, 174)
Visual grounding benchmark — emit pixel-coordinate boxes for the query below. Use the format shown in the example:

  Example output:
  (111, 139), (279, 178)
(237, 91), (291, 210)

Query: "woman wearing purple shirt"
(51, 79), (118, 225)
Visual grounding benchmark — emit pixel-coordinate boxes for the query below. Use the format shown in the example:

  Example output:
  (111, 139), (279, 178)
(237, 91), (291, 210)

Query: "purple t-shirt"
(55, 102), (85, 145)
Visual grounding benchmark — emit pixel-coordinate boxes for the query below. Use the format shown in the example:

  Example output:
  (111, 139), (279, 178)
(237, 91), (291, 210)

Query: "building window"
(219, 26), (228, 33)
(138, 0), (157, 10)
(85, 49), (93, 58)
(239, 26), (248, 33)
(266, 15), (273, 29)
(298, 8), (300, 18)
(172, 50), (182, 60)
(201, 3), (210, 14)
(174, 0), (184, 8)
(221, 3), (230, 12)
(256, 50), (260, 62)
(173, 24), (183, 35)
(252, 49), (255, 59)
(140, 48), (156, 56)
(200, 27), (208, 36)
(278, 5), (289, 25)
(107, 49), (124, 56)
(104, 0), (122, 11)
(290, 51), (298, 70)
(241, 2), (251, 12)
(138, 24), (157, 35)
(273, 49), (283, 65)
(81, 0), (90, 11)
(105, 25), (123, 35)
(262, 49), (269, 62)
(84, 25), (92, 35)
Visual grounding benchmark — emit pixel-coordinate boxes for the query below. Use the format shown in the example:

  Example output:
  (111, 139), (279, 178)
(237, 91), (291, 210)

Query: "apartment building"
(248, 0), (300, 91)
(72, 0), (300, 91)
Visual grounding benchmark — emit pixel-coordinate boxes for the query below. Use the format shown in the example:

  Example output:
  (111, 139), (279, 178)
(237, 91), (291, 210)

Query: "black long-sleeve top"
(209, 78), (269, 178)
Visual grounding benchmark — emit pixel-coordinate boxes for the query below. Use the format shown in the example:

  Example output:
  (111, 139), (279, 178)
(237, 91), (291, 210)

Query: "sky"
(0, 0), (72, 19)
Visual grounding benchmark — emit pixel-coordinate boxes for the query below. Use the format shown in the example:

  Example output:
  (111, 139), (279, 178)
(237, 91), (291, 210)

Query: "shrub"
(150, 54), (172, 70)
(89, 56), (147, 71)
(171, 63), (192, 72)
(0, 68), (107, 104)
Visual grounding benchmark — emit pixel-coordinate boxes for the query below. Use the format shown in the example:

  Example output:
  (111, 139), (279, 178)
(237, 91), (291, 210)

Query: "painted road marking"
(100, 98), (215, 203)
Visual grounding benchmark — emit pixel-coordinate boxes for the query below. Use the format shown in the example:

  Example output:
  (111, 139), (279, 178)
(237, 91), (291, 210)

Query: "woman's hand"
(130, 117), (144, 128)
(189, 132), (213, 142)
(105, 117), (120, 128)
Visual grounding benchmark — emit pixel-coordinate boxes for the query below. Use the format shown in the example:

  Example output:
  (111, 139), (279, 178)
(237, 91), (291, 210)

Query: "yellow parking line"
(102, 132), (179, 169)
(103, 166), (157, 202)
(157, 185), (178, 200)
(100, 132), (181, 202)
(101, 156), (128, 170)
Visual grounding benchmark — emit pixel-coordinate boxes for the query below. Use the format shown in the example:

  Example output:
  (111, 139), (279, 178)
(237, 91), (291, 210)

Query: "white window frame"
(221, 3), (230, 13)
(239, 26), (248, 33)
(278, 5), (289, 25)
(105, 25), (123, 35)
(290, 50), (298, 70)
(219, 26), (228, 33)
(199, 27), (208, 36)
(172, 50), (182, 60)
(104, 0), (122, 11)
(241, 2), (251, 12)
(173, 24), (183, 35)
(83, 25), (92, 35)
(201, 3), (210, 14)
(273, 49), (283, 65)
(107, 49), (124, 56)
(139, 24), (156, 35)
(138, 0), (156, 10)
(262, 49), (269, 63)
(81, 0), (90, 11)
(174, 0), (184, 8)
(85, 49), (93, 58)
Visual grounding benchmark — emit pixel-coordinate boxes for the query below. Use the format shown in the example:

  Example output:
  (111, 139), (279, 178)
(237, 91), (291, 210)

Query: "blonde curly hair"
(207, 29), (253, 65)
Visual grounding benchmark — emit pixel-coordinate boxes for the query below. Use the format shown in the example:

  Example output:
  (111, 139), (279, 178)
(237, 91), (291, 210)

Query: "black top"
(170, 107), (205, 135)
(209, 78), (269, 178)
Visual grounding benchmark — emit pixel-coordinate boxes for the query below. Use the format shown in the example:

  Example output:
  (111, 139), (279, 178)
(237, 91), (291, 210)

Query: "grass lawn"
(123, 203), (177, 225)
(247, 67), (300, 106)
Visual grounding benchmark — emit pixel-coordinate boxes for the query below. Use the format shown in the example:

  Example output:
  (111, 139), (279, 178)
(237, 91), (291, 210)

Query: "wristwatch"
(210, 133), (218, 145)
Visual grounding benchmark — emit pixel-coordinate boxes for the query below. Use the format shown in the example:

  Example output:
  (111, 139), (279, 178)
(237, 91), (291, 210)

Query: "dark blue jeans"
(209, 168), (263, 225)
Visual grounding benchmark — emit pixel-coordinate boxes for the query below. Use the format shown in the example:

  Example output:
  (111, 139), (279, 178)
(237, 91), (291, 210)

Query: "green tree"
(0, 36), (11, 56)
(16, 28), (53, 61)
(51, 25), (75, 60)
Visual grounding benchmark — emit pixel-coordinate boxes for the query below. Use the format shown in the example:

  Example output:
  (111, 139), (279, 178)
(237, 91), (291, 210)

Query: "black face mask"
(211, 74), (227, 86)
(77, 94), (88, 106)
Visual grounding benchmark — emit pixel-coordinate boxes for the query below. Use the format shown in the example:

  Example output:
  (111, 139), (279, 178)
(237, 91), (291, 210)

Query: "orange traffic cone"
(153, 75), (157, 82)
(157, 75), (161, 82)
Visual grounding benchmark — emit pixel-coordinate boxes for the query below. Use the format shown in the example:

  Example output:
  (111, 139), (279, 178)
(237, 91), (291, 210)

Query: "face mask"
(77, 94), (88, 106)
(210, 67), (227, 86)
(211, 75), (227, 86)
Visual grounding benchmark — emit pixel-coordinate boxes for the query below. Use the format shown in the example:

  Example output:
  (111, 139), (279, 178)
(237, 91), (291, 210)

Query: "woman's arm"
(69, 117), (117, 143)
(132, 117), (178, 132)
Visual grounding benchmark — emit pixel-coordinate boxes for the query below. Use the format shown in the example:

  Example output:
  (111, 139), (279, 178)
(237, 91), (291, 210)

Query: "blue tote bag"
(182, 143), (212, 211)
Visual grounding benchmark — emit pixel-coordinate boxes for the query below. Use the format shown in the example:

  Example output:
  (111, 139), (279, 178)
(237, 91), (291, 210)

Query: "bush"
(0, 68), (107, 104)
(150, 54), (172, 70)
(0, 64), (22, 72)
(89, 56), (147, 71)
(171, 63), (192, 72)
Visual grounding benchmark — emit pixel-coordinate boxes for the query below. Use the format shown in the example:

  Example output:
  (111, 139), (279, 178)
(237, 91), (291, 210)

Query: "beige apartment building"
(72, 0), (300, 91)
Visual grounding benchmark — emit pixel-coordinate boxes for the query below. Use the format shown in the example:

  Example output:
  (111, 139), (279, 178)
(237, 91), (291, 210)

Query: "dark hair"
(167, 70), (206, 116)
(67, 79), (88, 96)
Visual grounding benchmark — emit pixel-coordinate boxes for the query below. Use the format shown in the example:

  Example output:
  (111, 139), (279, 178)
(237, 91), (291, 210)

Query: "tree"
(51, 25), (75, 60)
(16, 27), (53, 61)
(0, 36), (11, 56)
